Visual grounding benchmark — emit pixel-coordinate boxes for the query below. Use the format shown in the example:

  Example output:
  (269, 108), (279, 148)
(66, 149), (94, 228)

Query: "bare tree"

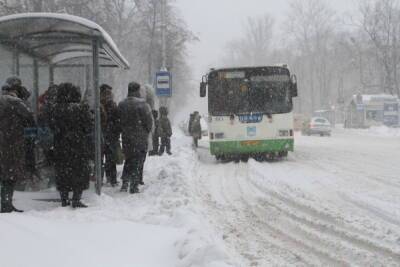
(283, 0), (335, 113)
(223, 15), (274, 66)
(358, 0), (400, 96)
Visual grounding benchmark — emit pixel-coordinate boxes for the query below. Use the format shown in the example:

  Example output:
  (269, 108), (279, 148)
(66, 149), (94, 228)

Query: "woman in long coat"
(50, 83), (93, 208)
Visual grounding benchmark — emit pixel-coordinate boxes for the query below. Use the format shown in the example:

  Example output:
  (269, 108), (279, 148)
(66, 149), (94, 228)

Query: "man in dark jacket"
(100, 84), (120, 186)
(191, 111), (202, 148)
(149, 110), (160, 156)
(188, 113), (194, 136)
(158, 106), (172, 155)
(118, 82), (153, 193)
(0, 79), (35, 213)
(49, 83), (93, 208)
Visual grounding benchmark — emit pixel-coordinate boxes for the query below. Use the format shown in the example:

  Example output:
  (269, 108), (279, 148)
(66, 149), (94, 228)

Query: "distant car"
(294, 113), (307, 131)
(302, 117), (332, 136)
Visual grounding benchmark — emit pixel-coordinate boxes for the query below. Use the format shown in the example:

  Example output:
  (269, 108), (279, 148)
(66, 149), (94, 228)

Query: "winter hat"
(128, 82), (141, 96)
(57, 83), (81, 103)
(100, 84), (112, 92)
(6, 76), (22, 88)
(159, 106), (168, 116)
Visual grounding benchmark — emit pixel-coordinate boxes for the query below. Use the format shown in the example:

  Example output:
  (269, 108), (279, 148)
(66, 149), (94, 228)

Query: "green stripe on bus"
(210, 139), (294, 155)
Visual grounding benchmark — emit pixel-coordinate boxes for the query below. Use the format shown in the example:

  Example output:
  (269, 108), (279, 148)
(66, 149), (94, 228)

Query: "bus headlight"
(215, 133), (225, 139)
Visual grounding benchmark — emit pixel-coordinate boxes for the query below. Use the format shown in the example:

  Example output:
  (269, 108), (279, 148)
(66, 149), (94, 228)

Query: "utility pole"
(154, 0), (172, 107)
(159, 0), (170, 108)
(161, 0), (167, 72)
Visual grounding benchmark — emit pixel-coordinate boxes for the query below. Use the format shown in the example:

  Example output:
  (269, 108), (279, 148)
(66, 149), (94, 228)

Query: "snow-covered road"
(193, 128), (400, 266)
(1, 127), (400, 267)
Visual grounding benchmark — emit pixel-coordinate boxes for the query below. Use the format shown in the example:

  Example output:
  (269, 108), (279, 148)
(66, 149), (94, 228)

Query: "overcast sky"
(174, 0), (358, 81)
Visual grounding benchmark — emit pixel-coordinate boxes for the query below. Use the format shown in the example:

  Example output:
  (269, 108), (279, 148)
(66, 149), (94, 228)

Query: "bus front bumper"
(210, 139), (294, 156)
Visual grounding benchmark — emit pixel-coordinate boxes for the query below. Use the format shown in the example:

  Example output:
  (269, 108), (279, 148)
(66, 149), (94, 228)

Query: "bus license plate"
(241, 140), (261, 146)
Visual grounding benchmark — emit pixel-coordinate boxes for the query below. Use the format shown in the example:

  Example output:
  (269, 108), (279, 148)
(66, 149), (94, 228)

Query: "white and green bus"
(200, 66), (298, 161)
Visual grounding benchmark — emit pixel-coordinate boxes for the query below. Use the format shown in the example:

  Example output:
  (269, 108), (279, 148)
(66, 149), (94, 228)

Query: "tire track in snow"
(193, 161), (313, 266)
(245, 164), (400, 266)
(196, 161), (348, 266)
(230, 165), (351, 267)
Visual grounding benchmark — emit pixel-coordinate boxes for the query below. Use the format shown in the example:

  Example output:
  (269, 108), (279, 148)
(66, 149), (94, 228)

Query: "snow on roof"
(0, 13), (129, 69)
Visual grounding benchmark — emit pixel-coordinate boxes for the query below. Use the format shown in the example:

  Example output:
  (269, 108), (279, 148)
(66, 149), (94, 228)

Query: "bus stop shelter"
(0, 13), (130, 195)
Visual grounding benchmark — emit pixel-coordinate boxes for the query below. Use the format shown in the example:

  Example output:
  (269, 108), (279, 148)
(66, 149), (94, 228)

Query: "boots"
(1, 183), (12, 213)
(71, 190), (88, 208)
(1, 182), (22, 213)
(11, 205), (23, 213)
(129, 183), (139, 194)
(60, 191), (70, 207)
(120, 181), (129, 192)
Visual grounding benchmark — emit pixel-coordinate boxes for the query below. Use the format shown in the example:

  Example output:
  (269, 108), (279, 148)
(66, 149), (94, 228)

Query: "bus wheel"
(254, 154), (265, 162)
(279, 151), (288, 158)
(265, 153), (275, 162)
(241, 155), (249, 163)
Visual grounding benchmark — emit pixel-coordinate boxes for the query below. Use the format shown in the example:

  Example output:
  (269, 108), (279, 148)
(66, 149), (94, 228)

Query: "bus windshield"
(208, 70), (293, 116)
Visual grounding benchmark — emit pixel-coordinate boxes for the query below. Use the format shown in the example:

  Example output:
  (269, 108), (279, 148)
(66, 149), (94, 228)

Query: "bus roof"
(208, 66), (290, 76)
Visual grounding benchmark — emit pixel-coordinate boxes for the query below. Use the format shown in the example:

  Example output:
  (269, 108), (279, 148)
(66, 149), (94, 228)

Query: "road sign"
(156, 71), (172, 97)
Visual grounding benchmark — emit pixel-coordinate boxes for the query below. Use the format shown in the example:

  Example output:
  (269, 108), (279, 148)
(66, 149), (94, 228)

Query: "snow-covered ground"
(1, 127), (400, 266)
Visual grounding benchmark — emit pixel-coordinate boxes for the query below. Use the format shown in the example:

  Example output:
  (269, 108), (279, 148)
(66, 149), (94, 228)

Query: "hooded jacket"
(159, 107), (172, 138)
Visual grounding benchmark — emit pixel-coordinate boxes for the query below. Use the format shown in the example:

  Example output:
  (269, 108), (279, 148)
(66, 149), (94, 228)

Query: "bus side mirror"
(200, 82), (207, 97)
(290, 75), (298, 97)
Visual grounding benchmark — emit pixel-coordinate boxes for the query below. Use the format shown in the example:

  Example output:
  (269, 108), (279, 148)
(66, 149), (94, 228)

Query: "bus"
(200, 66), (298, 161)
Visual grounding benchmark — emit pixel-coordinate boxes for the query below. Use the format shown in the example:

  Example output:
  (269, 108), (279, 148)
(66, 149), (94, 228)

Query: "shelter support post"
(93, 38), (102, 195)
(12, 47), (20, 76)
(85, 64), (91, 98)
(32, 59), (39, 119)
(49, 65), (54, 85)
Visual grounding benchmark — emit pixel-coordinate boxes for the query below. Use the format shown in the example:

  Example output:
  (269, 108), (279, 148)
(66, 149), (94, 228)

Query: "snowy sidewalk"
(0, 131), (235, 267)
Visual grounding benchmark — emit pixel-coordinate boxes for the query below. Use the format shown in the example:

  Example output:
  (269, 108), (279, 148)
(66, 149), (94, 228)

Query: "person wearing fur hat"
(49, 83), (93, 208)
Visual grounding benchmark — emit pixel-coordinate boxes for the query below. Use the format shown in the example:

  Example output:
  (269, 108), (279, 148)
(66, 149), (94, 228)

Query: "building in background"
(345, 94), (399, 128)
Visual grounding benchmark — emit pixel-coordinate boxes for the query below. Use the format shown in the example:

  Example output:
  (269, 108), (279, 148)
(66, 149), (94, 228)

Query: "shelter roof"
(0, 13), (129, 69)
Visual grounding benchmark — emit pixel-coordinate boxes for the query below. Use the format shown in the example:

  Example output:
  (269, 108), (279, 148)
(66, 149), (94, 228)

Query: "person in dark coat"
(0, 80), (35, 213)
(19, 86), (38, 189)
(49, 83), (93, 208)
(191, 111), (202, 148)
(188, 113), (195, 136)
(100, 84), (120, 186)
(158, 106), (172, 155)
(38, 85), (58, 187)
(149, 110), (160, 156)
(118, 82), (153, 193)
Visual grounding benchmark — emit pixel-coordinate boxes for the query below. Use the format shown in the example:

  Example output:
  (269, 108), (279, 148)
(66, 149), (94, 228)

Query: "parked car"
(302, 117), (332, 136)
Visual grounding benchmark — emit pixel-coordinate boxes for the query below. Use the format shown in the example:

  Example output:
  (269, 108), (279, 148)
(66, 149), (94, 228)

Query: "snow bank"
(0, 214), (180, 267)
(343, 126), (400, 138)
(0, 129), (235, 267)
